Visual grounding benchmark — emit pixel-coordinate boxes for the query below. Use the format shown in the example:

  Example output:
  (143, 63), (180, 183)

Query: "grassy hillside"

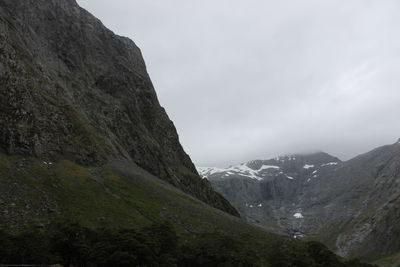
(0, 153), (236, 232)
(0, 153), (374, 266)
(372, 252), (400, 267)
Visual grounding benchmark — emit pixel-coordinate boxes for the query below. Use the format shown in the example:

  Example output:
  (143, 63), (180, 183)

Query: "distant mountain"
(200, 141), (400, 265)
(198, 152), (342, 235)
(198, 151), (340, 181)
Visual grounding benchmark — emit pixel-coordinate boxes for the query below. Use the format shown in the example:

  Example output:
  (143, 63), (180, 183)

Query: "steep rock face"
(0, 0), (238, 216)
(199, 152), (342, 235)
(201, 143), (400, 261)
(329, 142), (400, 260)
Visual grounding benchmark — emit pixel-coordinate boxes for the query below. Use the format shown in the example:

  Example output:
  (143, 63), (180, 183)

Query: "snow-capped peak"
(197, 162), (282, 181)
(197, 167), (226, 177)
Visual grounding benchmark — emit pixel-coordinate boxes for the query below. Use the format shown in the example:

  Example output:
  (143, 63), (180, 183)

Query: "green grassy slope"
(0, 153), (236, 232)
(372, 252), (400, 267)
(0, 153), (373, 266)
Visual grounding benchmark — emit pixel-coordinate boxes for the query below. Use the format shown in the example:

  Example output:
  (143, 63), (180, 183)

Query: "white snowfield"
(258, 165), (280, 171)
(198, 158), (341, 181)
(197, 163), (282, 181)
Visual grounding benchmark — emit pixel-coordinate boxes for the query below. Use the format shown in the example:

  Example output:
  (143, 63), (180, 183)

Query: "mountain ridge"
(198, 151), (341, 180)
(201, 140), (400, 264)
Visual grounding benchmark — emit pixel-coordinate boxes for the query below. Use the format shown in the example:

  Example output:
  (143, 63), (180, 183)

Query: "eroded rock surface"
(0, 0), (238, 216)
(201, 142), (400, 260)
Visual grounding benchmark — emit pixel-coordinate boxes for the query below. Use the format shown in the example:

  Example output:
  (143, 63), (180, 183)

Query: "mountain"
(198, 152), (342, 235)
(0, 0), (237, 216)
(200, 141), (400, 265)
(0, 1), (378, 266)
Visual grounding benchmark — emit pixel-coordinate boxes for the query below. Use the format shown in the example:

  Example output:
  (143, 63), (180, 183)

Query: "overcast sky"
(78, 0), (400, 167)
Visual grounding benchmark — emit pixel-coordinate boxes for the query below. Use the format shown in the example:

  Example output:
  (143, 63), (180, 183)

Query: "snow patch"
(197, 167), (226, 177)
(227, 164), (262, 180)
(312, 170), (318, 174)
(293, 212), (304, 219)
(198, 163), (280, 181)
(258, 165), (280, 171)
(258, 203), (262, 207)
(294, 233), (306, 239)
(286, 175), (294, 180)
(303, 164), (314, 169)
(321, 162), (338, 167)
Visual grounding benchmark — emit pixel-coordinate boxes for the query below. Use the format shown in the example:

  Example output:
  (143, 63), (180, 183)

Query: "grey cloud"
(78, 0), (400, 167)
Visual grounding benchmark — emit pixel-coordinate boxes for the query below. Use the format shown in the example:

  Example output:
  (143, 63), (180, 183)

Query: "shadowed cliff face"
(0, 0), (238, 216)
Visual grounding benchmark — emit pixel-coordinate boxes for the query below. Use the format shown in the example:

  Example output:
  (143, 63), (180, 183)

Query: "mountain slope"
(0, 0), (237, 216)
(322, 141), (400, 262)
(0, 152), (372, 266)
(202, 142), (400, 264)
(199, 152), (342, 234)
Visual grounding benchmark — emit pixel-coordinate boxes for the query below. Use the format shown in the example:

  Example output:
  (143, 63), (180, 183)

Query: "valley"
(0, 0), (396, 266)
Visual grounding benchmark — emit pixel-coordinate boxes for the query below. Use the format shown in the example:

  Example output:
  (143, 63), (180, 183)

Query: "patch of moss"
(62, 107), (109, 160)
(101, 169), (121, 181)
(372, 251), (400, 267)
(54, 160), (90, 182)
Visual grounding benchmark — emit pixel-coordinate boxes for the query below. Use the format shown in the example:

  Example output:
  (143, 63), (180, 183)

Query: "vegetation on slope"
(0, 220), (376, 267)
(0, 154), (374, 266)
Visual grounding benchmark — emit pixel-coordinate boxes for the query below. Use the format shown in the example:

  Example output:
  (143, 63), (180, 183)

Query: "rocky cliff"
(201, 141), (400, 264)
(0, 0), (238, 216)
(199, 152), (342, 235)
